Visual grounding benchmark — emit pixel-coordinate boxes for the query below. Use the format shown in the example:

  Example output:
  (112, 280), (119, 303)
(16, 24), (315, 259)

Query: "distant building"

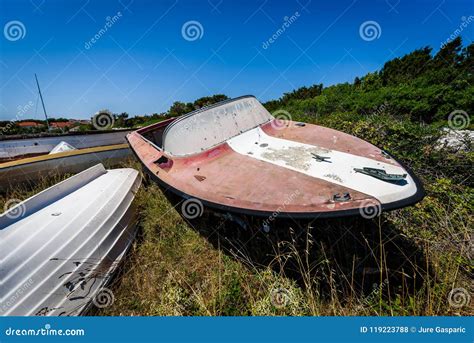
(14, 119), (88, 132)
(52, 121), (84, 132)
(17, 121), (44, 128)
(50, 121), (74, 129)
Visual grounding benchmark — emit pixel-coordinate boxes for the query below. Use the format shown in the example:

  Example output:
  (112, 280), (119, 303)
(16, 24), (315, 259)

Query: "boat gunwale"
(135, 117), (177, 135)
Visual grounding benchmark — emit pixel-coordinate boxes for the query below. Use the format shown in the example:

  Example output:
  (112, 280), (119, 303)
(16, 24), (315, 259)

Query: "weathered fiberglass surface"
(162, 96), (273, 157)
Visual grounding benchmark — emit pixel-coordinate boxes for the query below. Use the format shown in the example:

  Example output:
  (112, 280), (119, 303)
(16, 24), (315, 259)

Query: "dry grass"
(99, 161), (472, 316)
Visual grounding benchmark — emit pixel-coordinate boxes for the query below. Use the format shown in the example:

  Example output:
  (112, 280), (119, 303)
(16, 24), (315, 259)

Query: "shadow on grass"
(164, 191), (434, 301)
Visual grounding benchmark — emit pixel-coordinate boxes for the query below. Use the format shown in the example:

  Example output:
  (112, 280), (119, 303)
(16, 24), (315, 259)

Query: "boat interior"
(138, 118), (176, 150)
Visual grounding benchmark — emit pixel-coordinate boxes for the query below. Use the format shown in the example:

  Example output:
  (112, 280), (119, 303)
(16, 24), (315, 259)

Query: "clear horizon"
(0, 0), (472, 120)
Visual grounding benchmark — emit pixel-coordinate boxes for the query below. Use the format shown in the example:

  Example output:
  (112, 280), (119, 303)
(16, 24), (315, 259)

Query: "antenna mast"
(34, 73), (50, 131)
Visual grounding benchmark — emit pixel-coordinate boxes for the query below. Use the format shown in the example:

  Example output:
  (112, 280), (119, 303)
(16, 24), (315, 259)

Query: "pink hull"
(127, 100), (424, 219)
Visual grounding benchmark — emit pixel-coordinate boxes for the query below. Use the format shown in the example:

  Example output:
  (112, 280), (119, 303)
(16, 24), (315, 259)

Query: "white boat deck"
(228, 127), (417, 204)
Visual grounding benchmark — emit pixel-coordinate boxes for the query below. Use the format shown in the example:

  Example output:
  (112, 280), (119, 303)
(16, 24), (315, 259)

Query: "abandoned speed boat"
(0, 164), (141, 316)
(127, 96), (424, 220)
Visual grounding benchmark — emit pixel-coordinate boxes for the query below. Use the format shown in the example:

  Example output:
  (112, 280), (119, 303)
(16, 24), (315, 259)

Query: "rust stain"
(194, 175), (206, 182)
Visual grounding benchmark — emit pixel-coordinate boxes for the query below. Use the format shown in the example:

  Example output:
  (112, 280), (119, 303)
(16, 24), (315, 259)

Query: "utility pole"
(34, 73), (50, 131)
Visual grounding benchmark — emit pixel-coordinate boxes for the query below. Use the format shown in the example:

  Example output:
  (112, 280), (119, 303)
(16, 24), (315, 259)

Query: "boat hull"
(0, 164), (141, 316)
(141, 158), (424, 220)
(0, 144), (131, 192)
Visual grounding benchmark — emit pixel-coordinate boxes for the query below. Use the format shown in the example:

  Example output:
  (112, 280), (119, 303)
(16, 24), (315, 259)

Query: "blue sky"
(0, 0), (472, 120)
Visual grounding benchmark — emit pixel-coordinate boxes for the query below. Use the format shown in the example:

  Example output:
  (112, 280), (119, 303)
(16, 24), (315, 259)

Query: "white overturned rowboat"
(0, 144), (131, 192)
(0, 164), (141, 316)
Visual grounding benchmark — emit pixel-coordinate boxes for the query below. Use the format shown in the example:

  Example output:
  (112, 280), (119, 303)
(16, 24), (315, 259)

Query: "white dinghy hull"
(0, 164), (141, 316)
(0, 130), (132, 161)
(0, 144), (131, 192)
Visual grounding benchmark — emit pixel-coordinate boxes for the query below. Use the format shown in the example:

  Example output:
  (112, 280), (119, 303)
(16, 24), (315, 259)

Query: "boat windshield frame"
(161, 95), (274, 157)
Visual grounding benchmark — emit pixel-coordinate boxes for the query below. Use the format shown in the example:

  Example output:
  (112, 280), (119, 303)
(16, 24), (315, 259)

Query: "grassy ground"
(1, 114), (472, 316)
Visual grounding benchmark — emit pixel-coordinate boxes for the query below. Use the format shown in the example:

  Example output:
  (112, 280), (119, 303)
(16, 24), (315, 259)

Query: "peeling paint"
(261, 145), (330, 171)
